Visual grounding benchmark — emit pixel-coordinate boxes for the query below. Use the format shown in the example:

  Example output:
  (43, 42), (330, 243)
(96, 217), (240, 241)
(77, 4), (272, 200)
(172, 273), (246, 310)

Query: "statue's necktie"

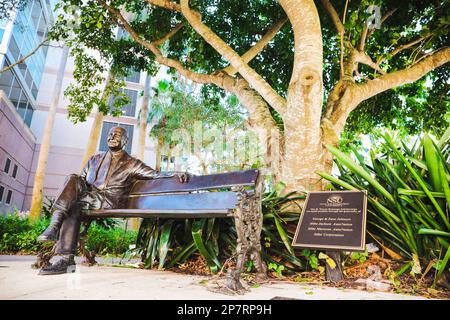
(94, 151), (112, 189)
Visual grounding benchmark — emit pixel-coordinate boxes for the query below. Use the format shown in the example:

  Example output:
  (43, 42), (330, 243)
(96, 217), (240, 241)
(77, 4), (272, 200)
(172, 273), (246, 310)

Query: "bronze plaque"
(292, 190), (368, 251)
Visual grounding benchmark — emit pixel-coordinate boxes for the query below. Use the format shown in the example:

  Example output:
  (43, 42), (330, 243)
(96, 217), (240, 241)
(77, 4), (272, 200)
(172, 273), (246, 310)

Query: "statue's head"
(107, 126), (128, 152)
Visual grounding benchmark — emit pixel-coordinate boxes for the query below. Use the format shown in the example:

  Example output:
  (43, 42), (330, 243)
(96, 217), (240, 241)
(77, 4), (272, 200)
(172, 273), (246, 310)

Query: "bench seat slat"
(130, 169), (258, 195)
(86, 209), (233, 218)
(126, 192), (238, 211)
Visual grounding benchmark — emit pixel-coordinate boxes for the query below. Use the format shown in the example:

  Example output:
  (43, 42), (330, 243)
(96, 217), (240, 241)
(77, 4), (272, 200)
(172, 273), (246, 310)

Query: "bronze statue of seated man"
(37, 126), (190, 275)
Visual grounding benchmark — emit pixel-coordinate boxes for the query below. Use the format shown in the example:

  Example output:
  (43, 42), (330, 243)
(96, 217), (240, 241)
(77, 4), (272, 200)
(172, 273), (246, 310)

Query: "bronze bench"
(34, 169), (267, 291)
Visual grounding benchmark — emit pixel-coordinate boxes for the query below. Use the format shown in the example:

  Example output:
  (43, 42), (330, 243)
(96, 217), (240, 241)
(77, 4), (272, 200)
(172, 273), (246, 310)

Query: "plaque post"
(325, 250), (343, 283)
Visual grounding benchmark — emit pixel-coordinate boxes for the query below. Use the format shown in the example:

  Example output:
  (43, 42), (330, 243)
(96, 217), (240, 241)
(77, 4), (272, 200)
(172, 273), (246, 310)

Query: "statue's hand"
(176, 172), (191, 183)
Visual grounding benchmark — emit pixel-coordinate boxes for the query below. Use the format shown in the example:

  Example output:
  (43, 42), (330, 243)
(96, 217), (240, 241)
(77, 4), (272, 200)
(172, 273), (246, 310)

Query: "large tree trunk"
(279, 0), (324, 193)
(29, 46), (69, 221)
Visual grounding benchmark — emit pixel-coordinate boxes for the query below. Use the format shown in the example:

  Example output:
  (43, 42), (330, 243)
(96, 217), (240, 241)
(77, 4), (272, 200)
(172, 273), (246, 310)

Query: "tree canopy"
(50, 0), (449, 138)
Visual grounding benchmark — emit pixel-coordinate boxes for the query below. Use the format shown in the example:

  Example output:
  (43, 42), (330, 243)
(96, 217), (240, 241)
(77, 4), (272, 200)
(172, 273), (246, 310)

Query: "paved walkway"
(0, 255), (427, 300)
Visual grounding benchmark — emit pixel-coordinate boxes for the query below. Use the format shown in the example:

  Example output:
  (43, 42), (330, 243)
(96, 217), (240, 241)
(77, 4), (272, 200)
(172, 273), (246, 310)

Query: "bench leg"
(227, 186), (267, 292)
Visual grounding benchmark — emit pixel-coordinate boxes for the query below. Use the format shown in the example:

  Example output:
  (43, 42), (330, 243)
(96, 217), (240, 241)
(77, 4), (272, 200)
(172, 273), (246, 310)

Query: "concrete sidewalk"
(0, 255), (426, 300)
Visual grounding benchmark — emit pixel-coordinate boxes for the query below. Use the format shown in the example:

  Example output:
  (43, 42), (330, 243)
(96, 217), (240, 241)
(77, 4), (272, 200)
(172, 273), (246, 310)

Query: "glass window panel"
(0, 66), (15, 96)
(117, 27), (129, 40)
(24, 69), (33, 88)
(37, 12), (46, 41)
(12, 164), (18, 179)
(31, 82), (38, 99)
(17, 100), (28, 119)
(8, 79), (22, 107)
(7, 36), (20, 61)
(31, 1), (43, 29)
(24, 105), (34, 126)
(5, 190), (12, 205)
(124, 89), (137, 117)
(0, 185), (4, 202)
(4, 158), (11, 174)
(125, 70), (140, 83)
(18, 57), (28, 78)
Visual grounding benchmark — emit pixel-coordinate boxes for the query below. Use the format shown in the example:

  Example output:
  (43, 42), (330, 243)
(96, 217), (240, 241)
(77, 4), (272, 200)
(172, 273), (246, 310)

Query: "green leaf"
(418, 229), (450, 237)
(274, 216), (294, 255)
(435, 246), (450, 284)
(423, 134), (442, 192)
(191, 220), (220, 273)
(158, 220), (174, 270)
(326, 145), (395, 203)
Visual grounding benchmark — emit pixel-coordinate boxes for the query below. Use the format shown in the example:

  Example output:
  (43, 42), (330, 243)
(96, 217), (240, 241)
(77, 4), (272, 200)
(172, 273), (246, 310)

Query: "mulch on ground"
(163, 253), (450, 299)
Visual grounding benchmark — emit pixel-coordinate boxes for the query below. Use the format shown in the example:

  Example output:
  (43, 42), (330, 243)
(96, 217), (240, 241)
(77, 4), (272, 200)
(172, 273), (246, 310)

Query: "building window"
(116, 27), (129, 40)
(9, 0), (50, 96)
(125, 70), (140, 83)
(0, 60), (35, 127)
(162, 155), (175, 163)
(109, 89), (138, 117)
(4, 158), (11, 174)
(0, 185), (4, 203)
(98, 121), (134, 155)
(161, 155), (175, 171)
(12, 164), (18, 179)
(5, 190), (12, 205)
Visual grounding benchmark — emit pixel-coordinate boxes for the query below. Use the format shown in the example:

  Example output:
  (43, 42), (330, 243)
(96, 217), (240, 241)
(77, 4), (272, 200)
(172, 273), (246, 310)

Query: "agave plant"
(135, 185), (307, 273)
(317, 128), (450, 284)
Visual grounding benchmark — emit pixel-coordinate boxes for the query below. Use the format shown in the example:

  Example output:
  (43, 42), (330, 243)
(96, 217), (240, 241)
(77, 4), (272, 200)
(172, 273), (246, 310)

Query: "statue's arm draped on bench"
(132, 159), (191, 183)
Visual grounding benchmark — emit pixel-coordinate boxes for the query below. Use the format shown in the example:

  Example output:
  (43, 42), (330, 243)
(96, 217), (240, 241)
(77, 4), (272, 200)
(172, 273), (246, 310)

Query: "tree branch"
(337, 47), (450, 124)
(153, 22), (184, 46)
(377, 34), (433, 66)
(353, 49), (386, 75)
(320, 0), (349, 79)
(180, 0), (287, 115)
(0, 38), (49, 74)
(144, 0), (181, 12)
(223, 17), (288, 76)
(96, 0), (219, 85)
(320, 0), (344, 35)
(340, 0), (350, 79)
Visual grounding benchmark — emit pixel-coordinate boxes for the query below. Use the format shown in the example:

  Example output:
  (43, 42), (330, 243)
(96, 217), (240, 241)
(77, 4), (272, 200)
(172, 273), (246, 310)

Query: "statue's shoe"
(37, 226), (59, 242)
(38, 258), (76, 275)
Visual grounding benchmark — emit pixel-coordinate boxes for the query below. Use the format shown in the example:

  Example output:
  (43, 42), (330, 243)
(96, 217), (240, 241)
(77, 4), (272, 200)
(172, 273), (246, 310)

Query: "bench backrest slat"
(130, 169), (258, 195)
(127, 192), (238, 210)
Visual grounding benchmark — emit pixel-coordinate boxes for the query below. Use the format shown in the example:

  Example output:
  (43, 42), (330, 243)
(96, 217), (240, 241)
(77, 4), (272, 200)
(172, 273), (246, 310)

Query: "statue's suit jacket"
(79, 150), (173, 209)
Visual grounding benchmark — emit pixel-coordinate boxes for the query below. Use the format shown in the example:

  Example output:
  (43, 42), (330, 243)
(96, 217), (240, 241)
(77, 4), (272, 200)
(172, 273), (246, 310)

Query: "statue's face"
(107, 127), (128, 151)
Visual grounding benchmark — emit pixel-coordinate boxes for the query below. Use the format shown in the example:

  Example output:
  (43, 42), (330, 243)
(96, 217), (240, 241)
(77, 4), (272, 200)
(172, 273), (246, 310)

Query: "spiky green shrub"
(317, 128), (450, 283)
